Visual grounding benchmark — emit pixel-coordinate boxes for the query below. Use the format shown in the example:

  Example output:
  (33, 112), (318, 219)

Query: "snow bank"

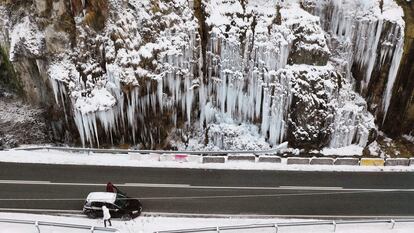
(1, 149), (413, 172)
(321, 145), (364, 156)
(0, 212), (413, 233)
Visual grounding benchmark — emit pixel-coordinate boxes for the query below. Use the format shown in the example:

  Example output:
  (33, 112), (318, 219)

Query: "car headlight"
(132, 210), (139, 214)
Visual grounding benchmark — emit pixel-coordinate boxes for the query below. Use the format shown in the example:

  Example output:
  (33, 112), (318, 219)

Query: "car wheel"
(87, 212), (98, 219)
(121, 213), (132, 221)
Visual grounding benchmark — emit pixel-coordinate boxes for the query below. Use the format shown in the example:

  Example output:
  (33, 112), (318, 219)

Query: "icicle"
(261, 87), (270, 137)
(74, 110), (86, 147)
(157, 78), (163, 112)
(363, 20), (383, 89)
(184, 75), (194, 125)
(382, 28), (404, 122)
(199, 80), (206, 127)
(59, 83), (68, 123)
(50, 79), (60, 106)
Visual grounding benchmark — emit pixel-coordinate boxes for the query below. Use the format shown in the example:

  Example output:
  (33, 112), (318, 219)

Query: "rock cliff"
(0, 0), (411, 151)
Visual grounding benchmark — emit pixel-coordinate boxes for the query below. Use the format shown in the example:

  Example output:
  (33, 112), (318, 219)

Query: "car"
(83, 192), (143, 219)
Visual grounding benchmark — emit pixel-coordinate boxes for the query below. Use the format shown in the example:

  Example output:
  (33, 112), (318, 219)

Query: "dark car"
(83, 192), (142, 219)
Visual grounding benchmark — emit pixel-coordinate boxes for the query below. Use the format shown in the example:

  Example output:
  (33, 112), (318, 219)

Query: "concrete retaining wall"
(334, 158), (360, 165)
(310, 158), (334, 165)
(159, 154), (176, 162)
(258, 156), (282, 163)
(129, 152), (413, 168)
(130, 153), (161, 161)
(202, 156), (226, 163)
(287, 158), (310, 165)
(385, 158), (409, 166)
(360, 158), (384, 166)
(186, 155), (202, 163)
(159, 154), (194, 162)
(174, 154), (190, 162)
(227, 155), (256, 162)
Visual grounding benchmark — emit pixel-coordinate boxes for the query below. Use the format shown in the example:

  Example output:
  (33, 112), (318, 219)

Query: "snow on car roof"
(86, 192), (117, 204)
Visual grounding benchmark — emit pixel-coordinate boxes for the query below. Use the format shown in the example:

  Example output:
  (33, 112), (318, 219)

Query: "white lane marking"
(0, 180), (340, 190)
(0, 180), (51, 184)
(123, 183), (190, 188)
(0, 180), (413, 192)
(279, 186), (343, 190)
(144, 212), (414, 219)
(0, 189), (410, 201)
(0, 180), (298, 190)
(0, 180), (102, 186)
(0, 208), (81, 213)
(190, 185), (285, 190)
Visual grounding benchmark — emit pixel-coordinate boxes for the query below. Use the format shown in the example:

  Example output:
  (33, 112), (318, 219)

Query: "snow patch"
(321, 145), (364, 156)
(9, 16), (44, 61)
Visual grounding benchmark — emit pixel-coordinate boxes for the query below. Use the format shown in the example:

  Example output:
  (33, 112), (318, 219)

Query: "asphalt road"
(1, 162), (414, 217)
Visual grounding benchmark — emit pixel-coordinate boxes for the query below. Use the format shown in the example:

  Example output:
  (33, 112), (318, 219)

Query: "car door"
(90, 202), (104, 217)
(107, 203), (122, 217)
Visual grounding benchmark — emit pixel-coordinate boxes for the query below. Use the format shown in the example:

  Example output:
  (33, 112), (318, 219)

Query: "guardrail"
(155, 219), (414, 233)
(0, 218), (117, 232)
(13, 146), (413, 167)
(14, 146), (281, 155)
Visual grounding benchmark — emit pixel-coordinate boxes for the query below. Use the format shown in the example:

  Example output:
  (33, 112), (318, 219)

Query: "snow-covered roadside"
(0, 212), (311, 233)
(0, 149), (413, 172)
(0, 212), (413, 233)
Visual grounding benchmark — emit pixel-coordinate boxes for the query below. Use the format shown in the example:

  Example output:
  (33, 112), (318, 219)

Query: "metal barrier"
(12, 146), (413, 167)
(0, 218), (117, 232)
(155, 219), (414, 233)
(14, 146), (280, 155)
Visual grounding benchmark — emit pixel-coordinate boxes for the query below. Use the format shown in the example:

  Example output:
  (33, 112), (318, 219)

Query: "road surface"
(0, 162), (414, 217)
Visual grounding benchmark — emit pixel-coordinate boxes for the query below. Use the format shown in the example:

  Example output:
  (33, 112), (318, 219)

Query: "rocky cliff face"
(383, 0), (414, 137)
(0, 0), (411, 151)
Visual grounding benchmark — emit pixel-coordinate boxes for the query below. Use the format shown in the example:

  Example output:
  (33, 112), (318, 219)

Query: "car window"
(115, 193), (127, 208)
(91, 202), (104, 208)
(106, 203), (119, 210)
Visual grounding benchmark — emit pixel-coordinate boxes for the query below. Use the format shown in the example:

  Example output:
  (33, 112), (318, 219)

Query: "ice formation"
(3, 0), (405, 150)
(303, 0), (405, 120)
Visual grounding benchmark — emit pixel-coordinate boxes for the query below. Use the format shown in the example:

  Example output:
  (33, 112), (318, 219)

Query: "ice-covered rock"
(301, 0), (405, 122)
(0, 0), (408, 150)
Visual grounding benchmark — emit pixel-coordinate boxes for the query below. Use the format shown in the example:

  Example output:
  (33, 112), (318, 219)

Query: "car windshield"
(114, 193), (128, 208)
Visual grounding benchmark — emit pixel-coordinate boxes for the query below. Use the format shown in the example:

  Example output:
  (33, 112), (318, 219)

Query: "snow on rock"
(207, 122), (270, 151)
(402, 134), (414, 144)
(302, 0), (405, 121)
(52, 0), (377, 149)
(0, 5), (9, 48)
(174, 118), (271, 151)
(0, 0), (406, 151)
(382, 0), (405, 25)
(0, 98), (50, 148)
(281, 2), (331, 66)
(9, 16), (45, 61)
(329, 84), (376, 148)
(74, 88), (116, 114)
(367, 141), (382, 157)
(200, 1), (331, 147)
(280, 64), (337, 148)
